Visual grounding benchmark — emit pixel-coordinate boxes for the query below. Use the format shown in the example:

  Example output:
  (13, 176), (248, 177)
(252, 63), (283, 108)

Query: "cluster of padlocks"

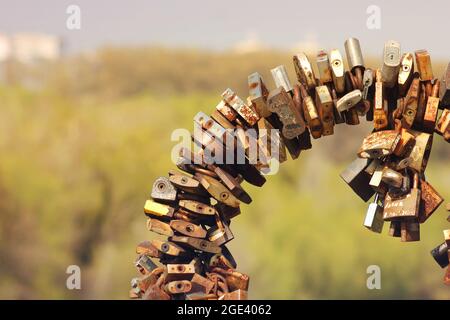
(130, 38), (450, 299)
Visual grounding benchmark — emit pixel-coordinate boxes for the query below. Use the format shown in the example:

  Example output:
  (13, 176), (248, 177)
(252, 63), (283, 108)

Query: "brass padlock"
(178, 199), (216, 216)
(147, 218), (174, 236)
(418, 179), (444, 223)
(248, 72), (271, 118)
(170, 220), (207, 238)
(316, 50), (333, 85)
(315, 85), (335, 136)
(363, 193), (384, 233)
(381, 40), (401, 88)
(400, 219), (420, 242)
(151, 239), (188, 257)
(293, 52), (317, 90)
(135, 254), (158, 275)
(166, 263), (196, 281)
(339, 158), (375, 202)
(165, 280), (192, 294)
(415, 49), (433, 81)
(194, 172), (240, 208)
(401, 74), (420, 129)
(358, 130), (400, 159)
(207, 217), (234, 246)
(215, 202), (240, 221)
(430, 242), (449, 268)
(398, 53), (414, 97)
(270, 65), (294, 94)
(383, 172), (420, 221)
(151, 177), (177, 202)
(211, 267), (250, 292)
(144, 200), (175, 219)
(170, 235), (222, 254)
(267, 86), (306, 139)
(374, 69), (388, 130)
(222, 88), (260, 126)
(439, 62), (450, 108)
(136, 240), (162, 258)
(169, 173), (208, 196)
(299, 83), (322, 139)
(330, 49), (345, 93)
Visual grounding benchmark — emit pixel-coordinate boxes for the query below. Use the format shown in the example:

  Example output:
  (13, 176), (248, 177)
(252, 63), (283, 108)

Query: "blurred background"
(0, 0), (449, 299)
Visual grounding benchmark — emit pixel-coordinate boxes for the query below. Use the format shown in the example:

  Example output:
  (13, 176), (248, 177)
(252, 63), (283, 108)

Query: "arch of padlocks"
(130, 38), (450, 300)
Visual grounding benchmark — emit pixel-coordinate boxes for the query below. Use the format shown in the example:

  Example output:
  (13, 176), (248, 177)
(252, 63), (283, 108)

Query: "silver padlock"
(336, 89), (362, 112)
(271, 65), (293, 94)
(381, 40), (401, 88)
(151, 177), (177, 202)
(363, 193), (384, 233)
(398, 53), (414, 96)
(344, 37), (364, 71)
(362, 69), (373, 100)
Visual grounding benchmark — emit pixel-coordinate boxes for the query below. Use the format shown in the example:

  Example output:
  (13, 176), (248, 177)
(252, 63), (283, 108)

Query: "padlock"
(211, 109), (235, 131)
(383, 172), (420, 221)
(398, 53), (414, 97)
(222, 88), (260, 126)
(381, 40), (401, 88)
(430, 242), (449, 268)
(358, 130), (400, 159)
(219, 289), (248, 300)
(211, 267), (250, 291)
(299, 83), (322, 139)
(248, 72), (271, 118)
(362, 68), (374, 101)
(267, 86), (306, 139)
(436, 109), (450, 142)
(380, 167), (403, 189)
(207, 217), (234, 246)
(415, 49), (433, 81)
(393, 128), (416, 157)
(406, 129), (432, 172)
(135, 254), (158, 275)
(330, 49), (345, 93)
(291, 86), (313, 150)
(439, 62), (450, 108)
(170, 235), (222, 254)
(216, 100), (238, 122)
(166, 263), (196, 281)
(374, 69), (388, 130)
(316, 50), (333, 84)
(214, 166), (252, 205)
(363, 193), (384, 233)
(257, 117), (288, 163)
(270, 65), (294, 94)
(136, 241), (162, 259)
(369, 165), (388, 195)
(194, 172), (240, 208)
(401, 74), (420, 129)
(215, 202), (241, 221)
(178, 199), (216, 216)
(344, 37), (365, 89)
(400, 219), (420, 242)
(418, 179), (444, 224)
(293, 52), (317, 90)
(209, 252), (237, 271)
(169, 220), (207, 238)
(190, 273), (216, 294)
(152, 239), (188, 257)
(169, 174), (208, 196)
(388, 221), (401, 237)
(147, 218), (174, 236)
(194, 112), (227, 142)
(314, 85), (335, 136)
(165, 280), (192, 294)
(151, 177), (177, 203)
(423, 80), (440, 133)
(142, 272), (171, 300)
(339, 158), (375, 202)
(336, 90), (362, 112)
(144, 200), (175, 219)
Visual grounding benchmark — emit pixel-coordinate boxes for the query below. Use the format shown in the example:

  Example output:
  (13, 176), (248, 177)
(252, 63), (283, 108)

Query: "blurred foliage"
(0, 47), (449, 299)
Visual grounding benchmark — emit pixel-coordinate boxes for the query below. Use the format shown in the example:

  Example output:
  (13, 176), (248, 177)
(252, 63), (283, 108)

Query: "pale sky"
(0, 0), (449, 58)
